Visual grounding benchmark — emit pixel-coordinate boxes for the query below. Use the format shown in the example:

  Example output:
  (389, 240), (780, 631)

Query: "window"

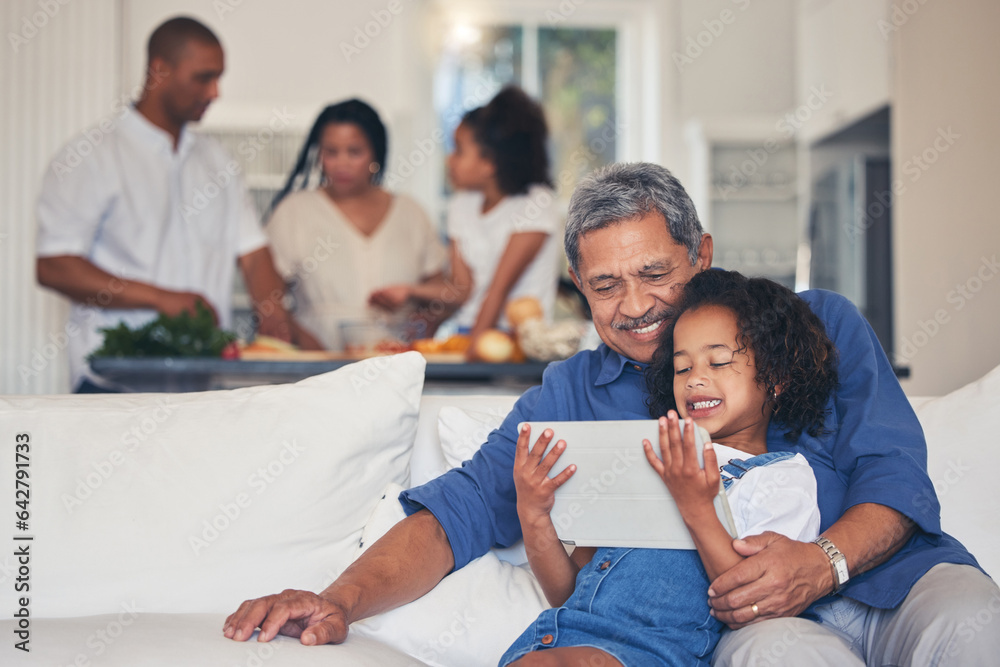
(433, 21), (619, 200)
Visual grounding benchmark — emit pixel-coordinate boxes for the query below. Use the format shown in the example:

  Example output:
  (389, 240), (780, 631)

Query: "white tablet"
(521, 419), (737, 549)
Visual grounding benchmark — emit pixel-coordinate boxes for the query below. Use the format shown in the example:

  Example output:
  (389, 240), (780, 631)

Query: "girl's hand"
(513, 424), (576, 527)
(643, 411), (721, 518)
(368, 285), (413, 311)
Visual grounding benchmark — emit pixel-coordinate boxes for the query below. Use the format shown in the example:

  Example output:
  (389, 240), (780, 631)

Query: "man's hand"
(36, 255), (220, 321)
(223, 510), (455, 647)
(155, 290), (218, 323)
(707, 532), (832, 629)
(223, 589), (349, 645)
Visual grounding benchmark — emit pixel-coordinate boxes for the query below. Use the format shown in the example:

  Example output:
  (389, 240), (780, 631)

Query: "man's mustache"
(612, 308), (675, 331)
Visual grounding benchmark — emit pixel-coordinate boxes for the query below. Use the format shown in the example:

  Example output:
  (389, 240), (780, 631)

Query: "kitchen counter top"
(89, 356), (551, 393)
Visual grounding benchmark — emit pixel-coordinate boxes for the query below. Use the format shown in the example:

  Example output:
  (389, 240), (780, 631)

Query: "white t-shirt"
(713, 442), (821, 542)
(266, 189), (447, 350)
(36, 107), (266, 390)
(445, 185), (561, 331)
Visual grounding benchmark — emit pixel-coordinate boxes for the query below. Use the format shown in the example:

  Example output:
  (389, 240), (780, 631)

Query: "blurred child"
(505, 269), (838, 666)
(371, 87), (560, 354)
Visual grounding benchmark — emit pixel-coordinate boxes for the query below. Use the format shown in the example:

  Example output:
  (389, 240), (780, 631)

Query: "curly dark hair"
(462, 86), (552, 195)
(646, 270), (838, 441)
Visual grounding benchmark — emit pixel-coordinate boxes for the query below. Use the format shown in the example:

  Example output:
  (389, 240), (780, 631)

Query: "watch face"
(834, 558), (850, 583)
(815, 537), (849, 585)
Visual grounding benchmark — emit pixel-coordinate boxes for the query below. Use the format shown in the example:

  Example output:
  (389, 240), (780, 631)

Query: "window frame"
(426, 0), (663, 209)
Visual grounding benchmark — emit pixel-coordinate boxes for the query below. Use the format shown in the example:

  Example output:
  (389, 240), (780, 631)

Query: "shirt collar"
(122, 105), (194, 157)
(594, 344), (649, 386)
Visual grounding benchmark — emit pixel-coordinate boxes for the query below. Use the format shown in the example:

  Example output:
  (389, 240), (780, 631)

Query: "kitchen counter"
(89, 356), (551, 393)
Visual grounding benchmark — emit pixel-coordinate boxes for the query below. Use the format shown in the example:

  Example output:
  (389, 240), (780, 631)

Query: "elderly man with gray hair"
(225, 162), (997, 665)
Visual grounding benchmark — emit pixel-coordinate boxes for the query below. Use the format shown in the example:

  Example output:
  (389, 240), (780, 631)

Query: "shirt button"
(632, 364), (642, 371)
(600, 560), (610, 570)
(541, 634), (554, 645)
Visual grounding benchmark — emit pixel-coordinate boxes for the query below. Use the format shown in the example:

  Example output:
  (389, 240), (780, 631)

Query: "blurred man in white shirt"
(36, 16), (318, 391)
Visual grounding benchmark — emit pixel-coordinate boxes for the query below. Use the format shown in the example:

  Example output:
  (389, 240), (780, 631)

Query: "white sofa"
(2, 352), (997, 667)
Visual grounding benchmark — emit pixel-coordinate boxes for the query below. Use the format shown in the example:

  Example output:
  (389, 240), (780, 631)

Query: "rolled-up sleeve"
(400, 386), (542, 571)
(36, 155), (108, 258)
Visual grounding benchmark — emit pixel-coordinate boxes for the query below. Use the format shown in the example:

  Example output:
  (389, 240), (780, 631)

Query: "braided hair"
(269, 99), (387, 216)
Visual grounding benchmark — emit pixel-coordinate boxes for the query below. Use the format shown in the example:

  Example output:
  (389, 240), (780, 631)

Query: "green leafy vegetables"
(89, 302), (237, 358)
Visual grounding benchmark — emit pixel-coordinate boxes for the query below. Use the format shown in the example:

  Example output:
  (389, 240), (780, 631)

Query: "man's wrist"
(130, 281), (162, 311)
(812, 536), (850, 593)
(318, 582), (359, 624)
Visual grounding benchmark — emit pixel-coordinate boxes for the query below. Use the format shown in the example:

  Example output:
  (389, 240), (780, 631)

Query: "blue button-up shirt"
(401, 289), (981, 609)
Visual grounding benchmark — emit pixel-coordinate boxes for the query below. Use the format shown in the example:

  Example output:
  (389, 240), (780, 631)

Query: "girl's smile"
(671, 304), (771, 455)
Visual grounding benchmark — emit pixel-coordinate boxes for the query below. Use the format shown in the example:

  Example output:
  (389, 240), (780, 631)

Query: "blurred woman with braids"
(266, 99), (447, 350)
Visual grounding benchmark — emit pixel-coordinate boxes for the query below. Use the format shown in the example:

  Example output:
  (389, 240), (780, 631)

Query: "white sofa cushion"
(2, 613), (427, 667)
(350, 483), (548, 667)
(913, 363), (1000, 579)
(437, 404), (516, 469)
(0, 352), (426, 617)
(410, 394), (519, 487)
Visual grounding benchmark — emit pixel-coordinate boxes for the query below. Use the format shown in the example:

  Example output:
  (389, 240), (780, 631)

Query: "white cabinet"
(686, 119), (798, 288)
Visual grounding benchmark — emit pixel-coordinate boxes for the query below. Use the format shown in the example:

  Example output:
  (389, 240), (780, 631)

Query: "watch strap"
(813, 536), (849, 593)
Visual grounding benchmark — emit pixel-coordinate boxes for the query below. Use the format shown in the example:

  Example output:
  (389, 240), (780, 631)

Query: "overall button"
(541, 634), (554, 645)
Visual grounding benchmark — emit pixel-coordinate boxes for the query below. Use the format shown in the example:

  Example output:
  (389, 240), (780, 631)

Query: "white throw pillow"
(0, 352), (426, 617)
(436, 404), (512, 469)
(351, 483), (548, 667)
(436, 403), (529, 566)
(913, 363), (1000, 579)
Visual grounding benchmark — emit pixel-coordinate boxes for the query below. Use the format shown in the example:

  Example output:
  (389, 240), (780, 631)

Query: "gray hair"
(564, 162), (704, 273)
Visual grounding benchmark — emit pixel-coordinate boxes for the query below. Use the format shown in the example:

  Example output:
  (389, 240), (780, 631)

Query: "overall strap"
(721, 451), (796, 490)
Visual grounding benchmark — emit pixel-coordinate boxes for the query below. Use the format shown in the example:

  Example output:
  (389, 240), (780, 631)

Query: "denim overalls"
(500, 452), (796, 666)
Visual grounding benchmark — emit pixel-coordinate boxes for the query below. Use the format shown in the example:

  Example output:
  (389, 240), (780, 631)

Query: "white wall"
(796, 0), (891, 145)
(892, 0), (1000, 395)
(122, 0), (438, 211)
(677, 0), (796, 120)
(0, 0), (120, 394)
(666, 0), (797, 191)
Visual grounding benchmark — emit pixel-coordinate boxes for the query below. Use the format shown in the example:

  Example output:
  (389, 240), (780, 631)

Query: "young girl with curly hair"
(371, 86), (560, 354)
(505, 269), (839, 666)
